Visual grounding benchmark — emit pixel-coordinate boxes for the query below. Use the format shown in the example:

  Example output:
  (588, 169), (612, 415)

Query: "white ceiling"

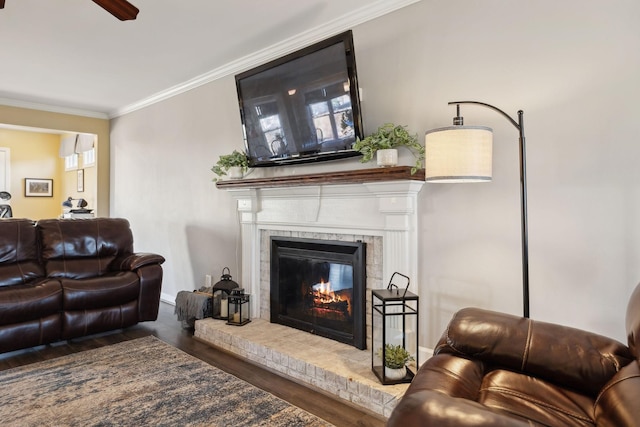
(0, 0), (417, 119)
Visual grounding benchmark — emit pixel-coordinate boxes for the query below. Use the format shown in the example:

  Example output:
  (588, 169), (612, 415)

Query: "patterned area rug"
(0, 336), (332, 427)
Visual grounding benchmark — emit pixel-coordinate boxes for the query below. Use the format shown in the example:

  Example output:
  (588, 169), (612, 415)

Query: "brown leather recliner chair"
(388, 283), (640, 426)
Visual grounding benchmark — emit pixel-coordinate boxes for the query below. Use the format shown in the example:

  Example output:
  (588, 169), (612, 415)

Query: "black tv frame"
(235, 30), (364, 168)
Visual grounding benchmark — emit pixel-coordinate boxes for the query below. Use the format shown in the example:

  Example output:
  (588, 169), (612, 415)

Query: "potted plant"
(353, 123), (424, 174)
(211, 150), (250, 181)
(381, 343), (414, 380)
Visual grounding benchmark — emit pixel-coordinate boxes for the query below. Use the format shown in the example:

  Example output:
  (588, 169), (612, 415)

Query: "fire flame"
(314, 280), (339, 303)
(310, 279), (352, 317)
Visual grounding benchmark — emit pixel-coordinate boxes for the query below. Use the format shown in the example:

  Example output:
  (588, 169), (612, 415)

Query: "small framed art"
(25, 178), (53, 197)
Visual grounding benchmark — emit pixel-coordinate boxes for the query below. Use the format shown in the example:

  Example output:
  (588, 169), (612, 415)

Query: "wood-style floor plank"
(0, 303), (386, 427)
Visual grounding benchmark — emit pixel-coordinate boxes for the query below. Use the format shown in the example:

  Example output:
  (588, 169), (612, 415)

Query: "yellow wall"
(0, 105), (109, 216)
(0, 128), (63, 219)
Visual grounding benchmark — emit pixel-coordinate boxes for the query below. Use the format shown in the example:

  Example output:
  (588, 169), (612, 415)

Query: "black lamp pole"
(449, 101), (529, 318)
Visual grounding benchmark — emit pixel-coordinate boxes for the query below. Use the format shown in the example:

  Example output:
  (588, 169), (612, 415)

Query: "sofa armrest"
(436, 308), (633, 395)
(594, 361), (640, 426)
(388, 389), (531, 427)
(112, 252), (165, 271)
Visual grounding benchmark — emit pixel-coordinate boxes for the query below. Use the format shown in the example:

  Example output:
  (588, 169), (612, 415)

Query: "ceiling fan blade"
(92, 0), (139, 21)
(0, 0), (5, 9)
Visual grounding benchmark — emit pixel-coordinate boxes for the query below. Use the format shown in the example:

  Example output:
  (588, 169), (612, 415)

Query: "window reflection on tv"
(235, 30), (364, 167)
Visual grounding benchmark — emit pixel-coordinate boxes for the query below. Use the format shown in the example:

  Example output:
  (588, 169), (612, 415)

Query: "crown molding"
(0, 97), (109, 120)
(110, 0), (421, 118)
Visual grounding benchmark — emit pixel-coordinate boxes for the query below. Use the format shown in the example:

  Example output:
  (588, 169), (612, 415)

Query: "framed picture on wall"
(25, 178), (53, 197)
(77, 169), (84, 192)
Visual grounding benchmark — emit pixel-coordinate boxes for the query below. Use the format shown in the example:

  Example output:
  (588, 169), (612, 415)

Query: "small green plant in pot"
(211, 150), (250, 181)
(380, 343), (414, 381)
(353, 123), (425, 174)
(383, 343), (414, 369)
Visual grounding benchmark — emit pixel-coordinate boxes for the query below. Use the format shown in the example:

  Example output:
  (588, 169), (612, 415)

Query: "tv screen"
(235, 30), (363, 167)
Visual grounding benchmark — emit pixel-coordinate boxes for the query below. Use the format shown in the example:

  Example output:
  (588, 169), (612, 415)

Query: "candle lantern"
(211, 267), (239, 319)
(372, 272), (419, 385)
(227, 288), (251, 326)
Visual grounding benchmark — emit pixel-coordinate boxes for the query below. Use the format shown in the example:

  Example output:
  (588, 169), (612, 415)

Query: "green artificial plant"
(211, 150), (250, 181)
(382, 343), (414, 369)
(353, 123), (425, 174)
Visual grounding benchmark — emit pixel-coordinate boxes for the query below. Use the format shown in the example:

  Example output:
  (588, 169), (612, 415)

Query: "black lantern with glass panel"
(211, 267), (239, 320)
(372, 272), (419, 385)
(227, 288), (251, 326)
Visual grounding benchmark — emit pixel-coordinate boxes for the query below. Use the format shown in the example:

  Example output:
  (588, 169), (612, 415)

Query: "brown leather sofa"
(388, 283), (640, 426)
(0, 218), (165, 353)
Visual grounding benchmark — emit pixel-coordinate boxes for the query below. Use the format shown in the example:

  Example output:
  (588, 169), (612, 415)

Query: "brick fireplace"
(221, 168), (425, 325)
(197, 167), (425, 416)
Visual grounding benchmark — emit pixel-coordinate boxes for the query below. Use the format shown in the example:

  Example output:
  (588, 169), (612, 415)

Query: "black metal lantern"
(372, 272), (419, 385)
(211, 267), (240, 320)
(227, 288), (251, 326)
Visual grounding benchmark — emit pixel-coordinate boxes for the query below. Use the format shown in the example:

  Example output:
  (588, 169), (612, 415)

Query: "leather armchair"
(388, 283), (640, 426)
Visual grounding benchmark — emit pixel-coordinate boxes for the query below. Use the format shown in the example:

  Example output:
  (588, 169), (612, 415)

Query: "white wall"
(110, 0), (640, 346)
(110, 77), (244, 301)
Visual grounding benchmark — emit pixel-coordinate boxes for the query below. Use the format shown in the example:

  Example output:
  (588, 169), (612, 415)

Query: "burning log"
(313, 299), (349, 311)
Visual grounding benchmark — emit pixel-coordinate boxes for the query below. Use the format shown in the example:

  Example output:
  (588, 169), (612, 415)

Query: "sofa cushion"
(38, 218), (134, 279)
(62, 299), (139, 340)
(0, 313), (61, 353)
(402, 353), (595, 426)
(594, 361), (640, 426)
(0, 279), (62, 325)
(0, 218), (44, 287)
(61, 271), (140, 310)
(479, 369), (595, 426)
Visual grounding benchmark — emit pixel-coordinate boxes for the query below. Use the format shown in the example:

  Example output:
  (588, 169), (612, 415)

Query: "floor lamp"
(424, 101), (530, 318)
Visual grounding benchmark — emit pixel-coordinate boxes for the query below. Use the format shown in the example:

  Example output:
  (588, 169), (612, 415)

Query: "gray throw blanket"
(174, 290), (212, 326)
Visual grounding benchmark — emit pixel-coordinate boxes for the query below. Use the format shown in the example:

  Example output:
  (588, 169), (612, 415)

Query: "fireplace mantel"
(219, 167), (425, 321)
(216, 166), (425, 189)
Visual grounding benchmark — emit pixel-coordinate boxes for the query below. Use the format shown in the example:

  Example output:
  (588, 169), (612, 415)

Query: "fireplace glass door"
(270, 237), (366, 349)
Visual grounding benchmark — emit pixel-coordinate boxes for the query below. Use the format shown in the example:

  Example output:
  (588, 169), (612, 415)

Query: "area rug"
(0, 336), (332, 427)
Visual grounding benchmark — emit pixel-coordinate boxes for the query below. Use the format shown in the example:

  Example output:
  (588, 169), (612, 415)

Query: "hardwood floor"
(0, 303), (386, 427)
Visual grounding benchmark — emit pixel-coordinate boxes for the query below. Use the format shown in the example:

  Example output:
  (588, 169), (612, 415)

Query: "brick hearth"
(195, 317), (418, 418)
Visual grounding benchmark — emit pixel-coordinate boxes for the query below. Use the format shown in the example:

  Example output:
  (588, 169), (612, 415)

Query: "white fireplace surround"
(226, 180), (425, 320)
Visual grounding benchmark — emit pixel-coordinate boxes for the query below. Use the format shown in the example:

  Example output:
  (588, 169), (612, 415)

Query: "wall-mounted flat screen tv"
(235, 30), (364, 167)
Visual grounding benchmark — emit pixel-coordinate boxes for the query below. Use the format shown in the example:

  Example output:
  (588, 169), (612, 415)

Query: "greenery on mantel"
(353, 123), (425, 174)
(211, 150), (250, 182)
